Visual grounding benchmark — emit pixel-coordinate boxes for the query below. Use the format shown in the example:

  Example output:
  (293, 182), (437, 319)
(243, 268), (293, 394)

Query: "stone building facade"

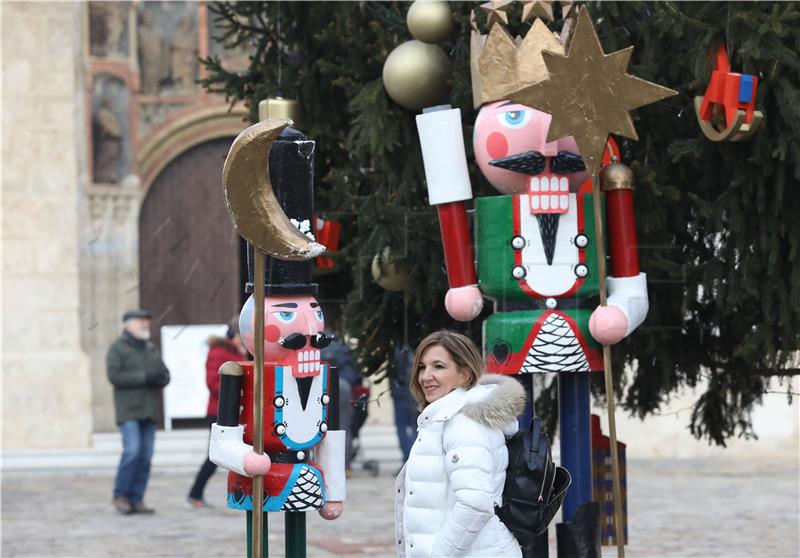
(2, 1), (248, 447)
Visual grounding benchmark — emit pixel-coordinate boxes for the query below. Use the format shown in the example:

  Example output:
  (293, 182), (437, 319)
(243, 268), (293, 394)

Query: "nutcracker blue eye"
(272, 311), (297, 324)
(315, 310), (324, 322)
(498, 109), (532, 129)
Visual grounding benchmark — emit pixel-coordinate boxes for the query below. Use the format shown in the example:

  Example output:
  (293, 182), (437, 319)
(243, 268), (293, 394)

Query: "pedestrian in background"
(107, 310), (170, 515)
(187, 323), (245, 509)
(320, 336), (360, 469)
(390, 344), (418, 464)
(395, 330), (525, 557)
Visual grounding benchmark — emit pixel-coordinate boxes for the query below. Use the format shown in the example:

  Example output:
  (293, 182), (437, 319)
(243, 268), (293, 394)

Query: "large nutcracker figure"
(210, 114), (345, 558)
(416, 8), (674, 555)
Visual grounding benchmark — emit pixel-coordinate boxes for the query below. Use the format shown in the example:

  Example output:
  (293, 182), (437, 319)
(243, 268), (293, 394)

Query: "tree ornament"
(259, 96), (301, 128)
(521, 0), (554, 23)
(371, 248), (410, 292)
(382, 40), (452, 111)
(480, 0), (513, 29)
(407, 0), (454, 44)
(694, 43), (763, 142)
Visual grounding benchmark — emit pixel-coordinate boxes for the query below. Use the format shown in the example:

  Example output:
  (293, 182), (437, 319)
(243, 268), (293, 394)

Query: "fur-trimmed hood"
(418, 374), (526, 436)
(461, 374), (527, 429)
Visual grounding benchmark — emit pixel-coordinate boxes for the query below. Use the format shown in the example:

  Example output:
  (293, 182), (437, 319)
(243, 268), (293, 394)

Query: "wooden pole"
(252, 250), (266, 558)
(590, 171), (626, 558)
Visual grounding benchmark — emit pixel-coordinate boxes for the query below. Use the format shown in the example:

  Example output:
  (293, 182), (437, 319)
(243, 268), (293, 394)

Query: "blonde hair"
(409, 330), (484, 409)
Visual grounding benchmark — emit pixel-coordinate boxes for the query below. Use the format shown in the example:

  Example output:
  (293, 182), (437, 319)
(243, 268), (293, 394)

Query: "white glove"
(209, 423), (253, 477)
(606, 272), (649, 336)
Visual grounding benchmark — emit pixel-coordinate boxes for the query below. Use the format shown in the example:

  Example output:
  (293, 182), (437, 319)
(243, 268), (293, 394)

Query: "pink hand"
(318, 501), (343, 520)
(589, 305), (628, 345)
(445, 286), (484, 321)
(243, 452), (271, 476)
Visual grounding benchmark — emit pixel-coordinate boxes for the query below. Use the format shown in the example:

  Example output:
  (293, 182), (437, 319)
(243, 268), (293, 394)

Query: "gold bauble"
(258, 97), (301, 127)
(371, 248), (410, 292)
(382, 40), (452, 111)
(600, 161), (635, 191)
(407, 1), (454, 44)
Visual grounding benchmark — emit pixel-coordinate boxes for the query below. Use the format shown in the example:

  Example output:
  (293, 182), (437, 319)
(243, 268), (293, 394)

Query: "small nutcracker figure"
(211, 118), (345, 558)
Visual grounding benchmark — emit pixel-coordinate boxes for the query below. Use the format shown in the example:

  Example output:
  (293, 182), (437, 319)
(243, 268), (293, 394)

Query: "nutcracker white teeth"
(529, 175), (569, 214)
(294, 349), (321, 378)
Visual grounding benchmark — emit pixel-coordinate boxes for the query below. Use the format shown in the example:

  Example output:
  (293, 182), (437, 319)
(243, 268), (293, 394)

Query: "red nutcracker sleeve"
(605, 189), (640, 278)
(437, 201), (477, 289)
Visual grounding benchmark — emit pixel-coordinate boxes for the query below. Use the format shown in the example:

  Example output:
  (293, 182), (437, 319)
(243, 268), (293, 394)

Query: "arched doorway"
(139, 137), (244, 346)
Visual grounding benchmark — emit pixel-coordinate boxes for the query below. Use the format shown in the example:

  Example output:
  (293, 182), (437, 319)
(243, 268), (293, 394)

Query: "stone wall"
(2, 2), (93, 448)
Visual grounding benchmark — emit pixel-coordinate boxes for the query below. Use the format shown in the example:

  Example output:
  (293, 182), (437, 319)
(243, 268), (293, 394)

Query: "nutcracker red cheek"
(238, 294), (326, 370)
(474, 101), (560, 195)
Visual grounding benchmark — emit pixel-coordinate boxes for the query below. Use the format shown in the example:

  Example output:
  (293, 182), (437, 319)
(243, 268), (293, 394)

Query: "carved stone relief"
(137, 3), (197, 96)
(89, 1), (130, 58)
(137, 7), (168, 95)
(91, 75), (131, 184)
(170, 14), (198, 94)
(137, 101), (192, 137)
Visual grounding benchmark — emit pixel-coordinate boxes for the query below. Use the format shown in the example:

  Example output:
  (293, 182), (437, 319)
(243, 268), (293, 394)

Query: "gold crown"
(470, 15), (564, 108)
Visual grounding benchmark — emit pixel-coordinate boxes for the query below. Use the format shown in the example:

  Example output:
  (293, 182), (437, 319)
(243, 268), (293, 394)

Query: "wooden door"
(139, 137), (244, 346)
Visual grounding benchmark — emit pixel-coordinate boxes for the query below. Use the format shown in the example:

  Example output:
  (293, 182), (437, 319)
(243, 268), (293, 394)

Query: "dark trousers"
(188, 416), (217, 501)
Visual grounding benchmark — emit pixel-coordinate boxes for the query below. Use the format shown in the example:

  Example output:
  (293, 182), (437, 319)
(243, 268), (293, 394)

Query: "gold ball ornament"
(371, 248), (410, 292)
(407, 1), (454, 44)
(382, 40), (452, 111)
(600, 161), (635, 191)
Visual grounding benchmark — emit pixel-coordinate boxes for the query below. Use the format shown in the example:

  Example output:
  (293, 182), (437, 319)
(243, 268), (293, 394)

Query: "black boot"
(555, 501), (602, 558)
(520, 531), (549, 558)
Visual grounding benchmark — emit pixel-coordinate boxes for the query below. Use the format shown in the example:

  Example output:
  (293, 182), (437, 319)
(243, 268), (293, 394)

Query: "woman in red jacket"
(187, 324), (245, 508)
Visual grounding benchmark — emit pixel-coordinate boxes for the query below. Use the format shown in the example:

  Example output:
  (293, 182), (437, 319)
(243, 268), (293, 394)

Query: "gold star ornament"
(480, 0), (512, 29)
(521, 0), (554, 23)
(508, 8), (677, 174)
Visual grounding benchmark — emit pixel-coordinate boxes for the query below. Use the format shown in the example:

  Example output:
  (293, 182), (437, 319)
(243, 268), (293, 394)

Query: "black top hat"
(245, 127), (318, 296)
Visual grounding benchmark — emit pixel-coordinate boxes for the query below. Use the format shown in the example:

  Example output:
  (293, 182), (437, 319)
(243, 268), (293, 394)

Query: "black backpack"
(495, 417), (572, 549)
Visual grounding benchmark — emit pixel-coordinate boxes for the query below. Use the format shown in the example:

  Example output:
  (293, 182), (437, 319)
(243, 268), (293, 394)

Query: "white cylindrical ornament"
(416, 107), (473, 205)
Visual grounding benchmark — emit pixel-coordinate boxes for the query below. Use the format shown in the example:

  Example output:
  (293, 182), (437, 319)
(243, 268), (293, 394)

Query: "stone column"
(1, 2), (93, 448)
(81, 182), (142, 432)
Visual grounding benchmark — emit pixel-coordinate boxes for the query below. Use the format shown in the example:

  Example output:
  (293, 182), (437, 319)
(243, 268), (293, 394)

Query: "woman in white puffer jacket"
(395, 330), (525, 558)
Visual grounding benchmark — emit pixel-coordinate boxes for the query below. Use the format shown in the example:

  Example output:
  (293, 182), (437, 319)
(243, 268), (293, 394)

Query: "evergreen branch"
(663, 1), (716, 31)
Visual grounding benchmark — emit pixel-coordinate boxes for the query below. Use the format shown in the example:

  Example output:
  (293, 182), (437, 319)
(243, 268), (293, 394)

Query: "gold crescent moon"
(223, 118), (325, 261)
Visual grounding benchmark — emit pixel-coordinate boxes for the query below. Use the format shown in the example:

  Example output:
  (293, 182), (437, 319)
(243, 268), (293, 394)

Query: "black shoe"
(130, 501), (155, 514)
(112, 496), (132, 515)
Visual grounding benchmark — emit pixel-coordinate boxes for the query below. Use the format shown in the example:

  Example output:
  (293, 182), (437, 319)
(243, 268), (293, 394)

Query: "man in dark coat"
(107, 310), (170, 514)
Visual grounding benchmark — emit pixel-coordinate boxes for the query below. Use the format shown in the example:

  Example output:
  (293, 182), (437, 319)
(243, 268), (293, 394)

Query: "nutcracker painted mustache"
(209, 114), (345, 558)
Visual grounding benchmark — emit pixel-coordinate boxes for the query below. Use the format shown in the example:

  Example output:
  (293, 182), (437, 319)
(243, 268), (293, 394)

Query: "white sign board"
(161, 324), (228, 430)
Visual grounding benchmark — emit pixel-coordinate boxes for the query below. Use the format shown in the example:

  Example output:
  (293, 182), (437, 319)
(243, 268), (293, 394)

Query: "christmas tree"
(201, 1), (799, 445)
